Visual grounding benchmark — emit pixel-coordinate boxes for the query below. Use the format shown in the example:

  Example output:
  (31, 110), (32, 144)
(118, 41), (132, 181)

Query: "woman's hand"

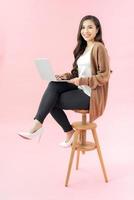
(68, 78), (80, 86)
(55, 74), (69, 80)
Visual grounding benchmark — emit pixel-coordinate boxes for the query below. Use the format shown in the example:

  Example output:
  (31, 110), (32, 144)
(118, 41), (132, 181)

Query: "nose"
(83, 31), (89, 35)
(83, 28), (89, 33)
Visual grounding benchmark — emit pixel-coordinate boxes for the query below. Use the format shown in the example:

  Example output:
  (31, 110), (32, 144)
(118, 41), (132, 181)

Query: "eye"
(88, 26), (93, 29)
(81, 25), (93, 30)
(81, 26), (85, 29)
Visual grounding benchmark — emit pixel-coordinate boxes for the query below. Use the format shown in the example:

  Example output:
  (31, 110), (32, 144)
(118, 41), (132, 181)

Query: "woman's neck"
(87, 40), (95, 48)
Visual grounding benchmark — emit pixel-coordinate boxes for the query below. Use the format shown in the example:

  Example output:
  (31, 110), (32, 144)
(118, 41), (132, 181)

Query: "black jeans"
(34, 81), (90, 132)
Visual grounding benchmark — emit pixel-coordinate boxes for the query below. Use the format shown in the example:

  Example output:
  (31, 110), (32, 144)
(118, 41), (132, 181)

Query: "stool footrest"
(74, 141), (96, 151)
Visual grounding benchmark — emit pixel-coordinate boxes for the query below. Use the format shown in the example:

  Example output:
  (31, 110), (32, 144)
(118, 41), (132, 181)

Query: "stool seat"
(72, 121), (97, 130)
(73, 109), (89, 114)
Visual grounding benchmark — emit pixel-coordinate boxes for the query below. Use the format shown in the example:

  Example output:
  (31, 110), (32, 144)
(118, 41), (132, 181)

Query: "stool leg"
(92, 128), (108, 182)
(65, 130), (78, 187)
(76, 149), (80, 170)
(81, 130), (86, 154)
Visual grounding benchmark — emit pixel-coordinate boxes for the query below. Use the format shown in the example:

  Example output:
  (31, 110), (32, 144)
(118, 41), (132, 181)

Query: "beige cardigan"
(65, 41), (111, 122)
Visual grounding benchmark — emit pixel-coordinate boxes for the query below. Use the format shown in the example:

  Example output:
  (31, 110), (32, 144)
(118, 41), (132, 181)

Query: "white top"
(77, 43), (94, 96)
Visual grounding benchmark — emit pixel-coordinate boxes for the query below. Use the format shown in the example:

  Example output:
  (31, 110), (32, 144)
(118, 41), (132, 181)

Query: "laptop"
(35, 58), (69, 82)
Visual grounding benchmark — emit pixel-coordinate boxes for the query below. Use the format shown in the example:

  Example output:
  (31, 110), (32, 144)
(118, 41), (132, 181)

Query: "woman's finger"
(55, 75), (60, 80)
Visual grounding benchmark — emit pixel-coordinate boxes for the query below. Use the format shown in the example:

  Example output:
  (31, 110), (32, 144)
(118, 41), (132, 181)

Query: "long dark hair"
(71, 15), (104, 77)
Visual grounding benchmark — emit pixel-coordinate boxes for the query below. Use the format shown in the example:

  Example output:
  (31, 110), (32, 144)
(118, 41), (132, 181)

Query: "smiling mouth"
(83, 35), (91, 38)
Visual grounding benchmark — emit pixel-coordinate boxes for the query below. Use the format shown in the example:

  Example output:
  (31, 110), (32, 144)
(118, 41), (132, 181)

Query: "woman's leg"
(50, 106), (74, 141)
(29, 81), (77, 133)
(50, 89), (90, 140)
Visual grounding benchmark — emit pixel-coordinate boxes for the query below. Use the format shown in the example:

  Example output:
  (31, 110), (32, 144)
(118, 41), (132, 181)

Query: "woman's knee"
(48, 81), (56, 86)
(47, 81), (58, 91)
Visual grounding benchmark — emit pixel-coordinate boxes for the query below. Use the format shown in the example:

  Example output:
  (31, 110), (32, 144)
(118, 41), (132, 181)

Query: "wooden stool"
(65, 110), (108, 187)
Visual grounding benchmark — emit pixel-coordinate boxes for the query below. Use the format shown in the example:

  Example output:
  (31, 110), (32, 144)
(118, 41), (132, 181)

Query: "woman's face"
(81, 19), (98, 42)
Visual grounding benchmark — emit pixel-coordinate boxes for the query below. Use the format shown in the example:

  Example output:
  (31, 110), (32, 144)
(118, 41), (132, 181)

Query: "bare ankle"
(67, 129), (75, 134)
(65, 129), (75, 141)
(29, 120), (42, 133)
(34, 119), (42, 125)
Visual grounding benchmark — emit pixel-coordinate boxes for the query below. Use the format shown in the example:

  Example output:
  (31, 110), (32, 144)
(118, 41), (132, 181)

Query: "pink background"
(0, 0), (134, 199)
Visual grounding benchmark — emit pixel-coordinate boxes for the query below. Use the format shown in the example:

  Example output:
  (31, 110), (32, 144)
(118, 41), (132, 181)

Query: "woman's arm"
(76, 45), (111, 89)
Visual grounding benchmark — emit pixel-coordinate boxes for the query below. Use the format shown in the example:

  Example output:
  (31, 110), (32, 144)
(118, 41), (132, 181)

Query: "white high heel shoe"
(59, 134), (74, 148)
(18, 127), (44, 142)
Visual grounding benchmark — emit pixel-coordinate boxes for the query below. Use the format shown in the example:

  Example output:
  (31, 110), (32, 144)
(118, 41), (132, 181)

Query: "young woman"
(18, 15), (111, 147)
